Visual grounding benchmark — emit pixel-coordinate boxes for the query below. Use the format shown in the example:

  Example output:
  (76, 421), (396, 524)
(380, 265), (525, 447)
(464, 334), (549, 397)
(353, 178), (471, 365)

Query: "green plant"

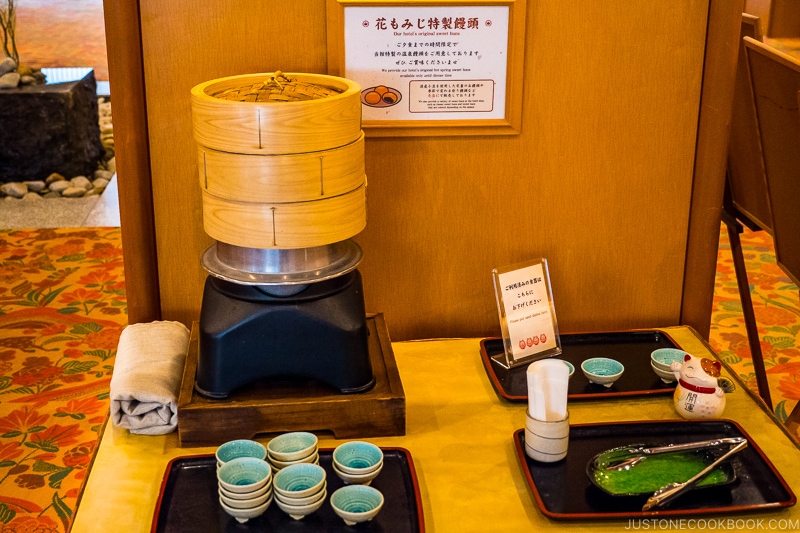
(0, 0), (19, 64)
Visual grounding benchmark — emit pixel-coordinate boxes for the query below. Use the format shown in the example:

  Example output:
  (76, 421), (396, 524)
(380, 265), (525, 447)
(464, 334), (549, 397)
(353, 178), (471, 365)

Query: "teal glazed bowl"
(275, 482), (326, 506)
(219, 482), (271, 500)
(331, 485), (385, 526)
(218, 487), (272, 509)
(651, 348), (689, 371)
(581, 357), (624, 388)
(267, 432), (318, 462)
(332, 441), (384, 475)
(269, 450), (319, 471)
(651, 361), (677, 383)
(273, 463), (326, 499)
(332, 460), (382, 485)
(217, 457), (272, 494)
(215, 439), (267, 466)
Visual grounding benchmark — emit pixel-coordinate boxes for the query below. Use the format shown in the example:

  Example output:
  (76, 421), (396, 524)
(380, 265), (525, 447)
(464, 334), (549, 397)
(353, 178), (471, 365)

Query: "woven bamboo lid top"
(209, 71), (342, 103)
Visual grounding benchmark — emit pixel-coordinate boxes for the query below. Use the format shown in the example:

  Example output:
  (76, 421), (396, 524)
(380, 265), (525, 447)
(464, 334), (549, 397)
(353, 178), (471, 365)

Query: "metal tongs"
(603, 437), (746, 471)
(642, 439), (748, 511)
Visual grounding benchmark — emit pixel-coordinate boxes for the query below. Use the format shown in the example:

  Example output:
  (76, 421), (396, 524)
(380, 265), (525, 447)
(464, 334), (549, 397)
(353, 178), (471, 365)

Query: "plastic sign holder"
(492, 258), (561, 369)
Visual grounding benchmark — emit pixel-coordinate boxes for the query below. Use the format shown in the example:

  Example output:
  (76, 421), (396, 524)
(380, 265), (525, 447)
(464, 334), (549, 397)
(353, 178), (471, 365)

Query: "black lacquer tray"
(514, 419), (796, 520)
(151, 447), (424, 533)
(481, 330), (682, 402)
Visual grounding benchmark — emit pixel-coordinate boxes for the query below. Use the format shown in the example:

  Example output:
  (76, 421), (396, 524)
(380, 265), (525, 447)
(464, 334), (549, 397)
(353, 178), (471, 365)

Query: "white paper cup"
(524, 411), (569, 462)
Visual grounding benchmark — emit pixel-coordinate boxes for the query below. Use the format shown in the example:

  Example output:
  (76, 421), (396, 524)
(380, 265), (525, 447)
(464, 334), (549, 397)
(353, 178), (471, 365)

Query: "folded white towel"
(110, 321), (190, 435)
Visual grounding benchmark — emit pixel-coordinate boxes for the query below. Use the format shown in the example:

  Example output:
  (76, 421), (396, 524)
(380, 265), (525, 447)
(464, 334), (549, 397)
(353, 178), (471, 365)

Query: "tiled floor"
(0, 175), (120, 228)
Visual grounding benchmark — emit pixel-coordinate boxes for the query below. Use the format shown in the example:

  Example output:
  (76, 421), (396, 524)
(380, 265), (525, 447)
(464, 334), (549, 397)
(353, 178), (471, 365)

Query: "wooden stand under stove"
(177, 313), (406, 447)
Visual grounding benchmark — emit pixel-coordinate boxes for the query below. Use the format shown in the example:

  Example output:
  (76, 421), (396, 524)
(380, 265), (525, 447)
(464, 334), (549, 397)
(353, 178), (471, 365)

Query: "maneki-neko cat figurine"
(671, 353), (734, 419)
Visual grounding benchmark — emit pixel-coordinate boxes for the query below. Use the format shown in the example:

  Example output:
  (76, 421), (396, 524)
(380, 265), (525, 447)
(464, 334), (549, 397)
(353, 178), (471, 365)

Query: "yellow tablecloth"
(72, 327), (800, 532)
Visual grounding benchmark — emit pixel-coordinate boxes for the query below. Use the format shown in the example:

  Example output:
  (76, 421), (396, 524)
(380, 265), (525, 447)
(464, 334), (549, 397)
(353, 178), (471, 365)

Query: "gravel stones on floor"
(1, 170), (112, 202)
(1, 165), (114, 202)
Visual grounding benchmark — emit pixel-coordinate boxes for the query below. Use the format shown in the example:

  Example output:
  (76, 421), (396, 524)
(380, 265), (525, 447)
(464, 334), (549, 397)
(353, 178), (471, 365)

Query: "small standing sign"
(492, 258), (561, 368)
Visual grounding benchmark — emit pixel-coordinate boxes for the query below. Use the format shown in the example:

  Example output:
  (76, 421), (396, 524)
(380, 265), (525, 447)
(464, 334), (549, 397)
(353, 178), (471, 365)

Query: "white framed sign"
(492, 258), (561, 368)
(326, 0), (526, 137)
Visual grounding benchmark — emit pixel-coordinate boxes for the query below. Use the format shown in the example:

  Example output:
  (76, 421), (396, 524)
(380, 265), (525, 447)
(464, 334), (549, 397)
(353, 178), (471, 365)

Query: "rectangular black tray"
(151, 447), (424, 533)
(514, 419), (796, 520)
(481, 330), (681, 401)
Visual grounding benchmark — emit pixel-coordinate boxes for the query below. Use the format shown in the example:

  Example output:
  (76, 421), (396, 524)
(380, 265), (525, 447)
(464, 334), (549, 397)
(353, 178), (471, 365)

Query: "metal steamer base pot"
(195, 240), (375, 399)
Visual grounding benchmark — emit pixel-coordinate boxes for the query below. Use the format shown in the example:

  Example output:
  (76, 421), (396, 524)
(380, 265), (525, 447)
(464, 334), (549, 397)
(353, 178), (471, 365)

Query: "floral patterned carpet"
(708, 224), (800, 437)
(0, 228), (125, 533)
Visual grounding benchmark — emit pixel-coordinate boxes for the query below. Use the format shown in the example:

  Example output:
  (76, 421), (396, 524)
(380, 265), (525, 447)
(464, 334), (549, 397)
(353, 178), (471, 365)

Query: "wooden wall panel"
(356, 1), (708, 339)
(134, 0), (732, 340)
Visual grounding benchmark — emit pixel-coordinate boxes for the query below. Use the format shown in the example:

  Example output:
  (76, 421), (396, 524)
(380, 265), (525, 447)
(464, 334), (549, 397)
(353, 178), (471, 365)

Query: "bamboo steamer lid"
(198, 132), (365, 203)
(191, 71), (362, 155)
(192, 71), (367, 249)
(201, 184), (367, 250)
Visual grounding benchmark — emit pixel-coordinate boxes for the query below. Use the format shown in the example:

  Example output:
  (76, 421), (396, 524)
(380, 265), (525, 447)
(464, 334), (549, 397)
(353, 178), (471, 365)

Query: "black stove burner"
(195, 270), (374, 398)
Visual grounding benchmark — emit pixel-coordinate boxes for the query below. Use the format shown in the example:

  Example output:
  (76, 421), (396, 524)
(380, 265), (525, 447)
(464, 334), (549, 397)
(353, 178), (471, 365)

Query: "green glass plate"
(586, 446), (736, 497)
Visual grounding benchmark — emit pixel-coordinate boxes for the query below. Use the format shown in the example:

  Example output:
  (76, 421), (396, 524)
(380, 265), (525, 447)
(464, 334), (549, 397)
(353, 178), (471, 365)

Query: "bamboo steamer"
(201, 184), (367, 250)
(191, 72), (362, 154)
(198, 133), (365, 203)
(191, 71), (366, 249)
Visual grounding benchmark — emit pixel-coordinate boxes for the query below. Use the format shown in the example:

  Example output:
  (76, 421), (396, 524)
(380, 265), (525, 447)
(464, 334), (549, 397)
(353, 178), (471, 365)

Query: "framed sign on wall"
(326, 0), (526, 137)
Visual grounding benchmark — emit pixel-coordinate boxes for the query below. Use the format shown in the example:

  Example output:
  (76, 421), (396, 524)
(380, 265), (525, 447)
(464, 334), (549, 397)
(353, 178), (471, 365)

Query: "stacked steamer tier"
(190, 72), (373, 399)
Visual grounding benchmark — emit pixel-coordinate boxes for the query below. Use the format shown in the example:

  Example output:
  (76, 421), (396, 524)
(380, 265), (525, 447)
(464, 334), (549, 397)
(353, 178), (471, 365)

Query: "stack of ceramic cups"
(215, 439), (273, 523)
(329, 441), (385, 525)
(331, 440), (384, 485)
(273, 463), (327, 520)
(650, 348), (686, 383)
(266, 431), (319, 471)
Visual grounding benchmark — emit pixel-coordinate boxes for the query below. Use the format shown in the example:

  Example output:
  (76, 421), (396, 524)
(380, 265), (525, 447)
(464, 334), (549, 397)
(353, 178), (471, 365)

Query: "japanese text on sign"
(343, 5), (509, 121)
(410, 80), (494, 112)
(495, 262), (557, 362)
(373, 16), (481, 31)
